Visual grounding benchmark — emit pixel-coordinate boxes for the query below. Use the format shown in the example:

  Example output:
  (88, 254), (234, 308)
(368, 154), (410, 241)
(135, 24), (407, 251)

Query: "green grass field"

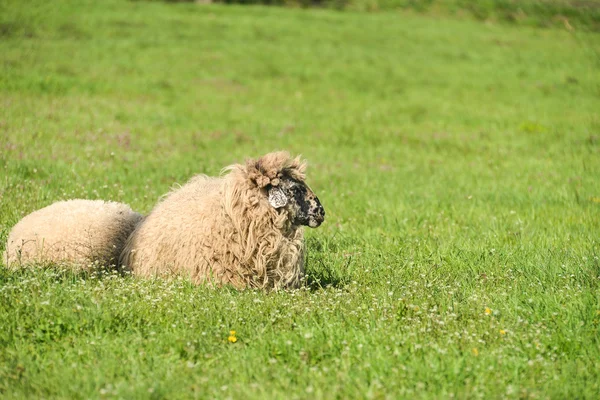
(1, 0), (599, 398)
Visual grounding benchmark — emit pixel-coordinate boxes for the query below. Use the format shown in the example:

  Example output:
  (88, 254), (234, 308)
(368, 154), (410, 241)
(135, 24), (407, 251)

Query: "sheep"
(119, 151), (325, 290)
(4, 199), (143, 270)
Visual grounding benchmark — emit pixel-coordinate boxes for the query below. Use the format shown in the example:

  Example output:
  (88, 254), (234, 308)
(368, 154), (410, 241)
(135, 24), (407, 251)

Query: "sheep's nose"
(314, 198), (325, 222)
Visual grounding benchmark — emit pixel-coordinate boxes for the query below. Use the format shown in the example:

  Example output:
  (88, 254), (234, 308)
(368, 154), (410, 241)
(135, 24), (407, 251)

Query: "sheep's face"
(267, 177), (325, 228)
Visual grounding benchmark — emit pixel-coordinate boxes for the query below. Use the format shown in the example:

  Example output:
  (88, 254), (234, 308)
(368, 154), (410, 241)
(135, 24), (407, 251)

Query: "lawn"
(1, 0), (599, 398)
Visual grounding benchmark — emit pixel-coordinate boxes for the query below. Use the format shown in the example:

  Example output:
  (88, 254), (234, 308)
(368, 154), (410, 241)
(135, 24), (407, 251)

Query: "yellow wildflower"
(485, 307), (492, 315)
(228, 330), (237, 343)
(472, 348), (479, 356)
(500, 329), (506, 335)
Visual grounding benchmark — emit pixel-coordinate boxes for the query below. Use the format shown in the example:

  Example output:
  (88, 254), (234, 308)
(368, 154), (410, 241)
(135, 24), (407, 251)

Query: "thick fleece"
(4, 199), (143, 269)
(120, 152), (312, 289)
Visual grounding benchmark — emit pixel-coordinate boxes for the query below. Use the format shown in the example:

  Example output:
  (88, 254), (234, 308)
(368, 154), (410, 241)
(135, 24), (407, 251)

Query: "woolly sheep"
(4, 199), (143, 270)
(119, 151), (325, 289)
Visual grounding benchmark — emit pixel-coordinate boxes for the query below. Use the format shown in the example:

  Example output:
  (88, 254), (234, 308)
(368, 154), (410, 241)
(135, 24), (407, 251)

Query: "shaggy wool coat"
(119, 152), (308, 289)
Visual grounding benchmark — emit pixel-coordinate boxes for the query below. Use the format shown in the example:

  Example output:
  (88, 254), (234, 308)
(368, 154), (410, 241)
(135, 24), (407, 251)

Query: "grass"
(1, 0), (599, 398)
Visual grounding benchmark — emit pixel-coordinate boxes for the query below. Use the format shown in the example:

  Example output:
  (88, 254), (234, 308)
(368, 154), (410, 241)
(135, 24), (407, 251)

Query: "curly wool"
(4, 199), (143, 270)
(119, 151), (308, 289)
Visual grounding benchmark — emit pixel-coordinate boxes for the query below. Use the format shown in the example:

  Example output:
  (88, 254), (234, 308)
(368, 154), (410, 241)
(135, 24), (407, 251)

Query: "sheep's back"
(120, 176), (225, 279)
(4, 199), (143, 269)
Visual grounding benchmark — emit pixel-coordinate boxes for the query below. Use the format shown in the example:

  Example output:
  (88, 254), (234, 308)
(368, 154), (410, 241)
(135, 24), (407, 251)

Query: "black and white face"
(267, 177), (325, 228)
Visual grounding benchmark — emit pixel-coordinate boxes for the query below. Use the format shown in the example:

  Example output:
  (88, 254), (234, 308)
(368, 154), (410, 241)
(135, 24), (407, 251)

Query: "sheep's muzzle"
(308, 196), (325, 228)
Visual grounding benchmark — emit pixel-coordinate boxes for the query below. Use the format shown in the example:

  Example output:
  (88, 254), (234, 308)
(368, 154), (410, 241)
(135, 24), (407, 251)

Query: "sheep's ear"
(268, 186), (288, 209)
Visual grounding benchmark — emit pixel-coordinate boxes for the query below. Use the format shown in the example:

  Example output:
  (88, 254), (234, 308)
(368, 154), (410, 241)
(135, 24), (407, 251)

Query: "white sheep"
(119, 151), (325, 289)
(4, 199), (143, 270)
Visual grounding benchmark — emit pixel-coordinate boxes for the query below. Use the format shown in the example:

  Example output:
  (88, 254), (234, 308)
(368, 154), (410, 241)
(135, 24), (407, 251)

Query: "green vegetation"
(1, 0), (599, 398)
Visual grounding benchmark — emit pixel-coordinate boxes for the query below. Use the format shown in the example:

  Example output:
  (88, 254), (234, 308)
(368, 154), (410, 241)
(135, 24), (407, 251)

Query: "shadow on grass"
(303, 235), (354, 291)
(304, 260), (350, 291)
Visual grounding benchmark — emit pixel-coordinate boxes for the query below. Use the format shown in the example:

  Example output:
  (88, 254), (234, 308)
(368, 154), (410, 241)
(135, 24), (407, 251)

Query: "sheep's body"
(4, 199), (143, 270)
(120, 152), (313, 289)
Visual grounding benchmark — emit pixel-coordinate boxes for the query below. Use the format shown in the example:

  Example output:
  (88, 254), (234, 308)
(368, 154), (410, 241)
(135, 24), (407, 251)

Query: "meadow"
(1, 0), (599, 398)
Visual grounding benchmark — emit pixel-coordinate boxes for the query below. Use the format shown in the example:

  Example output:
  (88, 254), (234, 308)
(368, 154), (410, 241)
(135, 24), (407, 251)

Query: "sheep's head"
(246, 151), (325, 228)
(267, 177), (325, 228)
